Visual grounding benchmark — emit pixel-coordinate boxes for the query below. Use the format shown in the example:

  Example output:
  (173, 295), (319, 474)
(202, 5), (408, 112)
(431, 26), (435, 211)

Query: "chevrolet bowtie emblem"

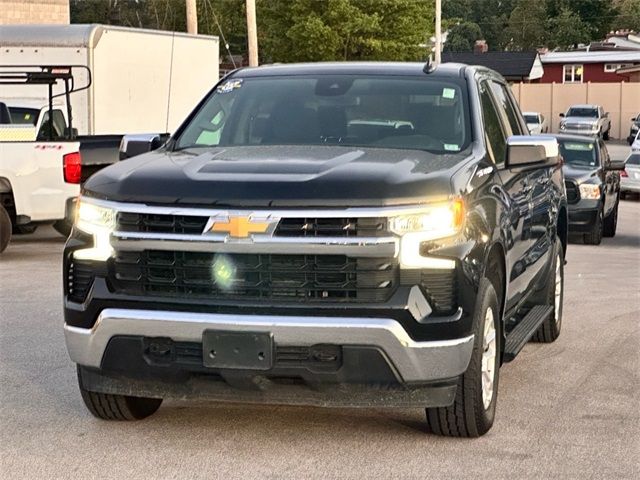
(207, 216), (271, 238)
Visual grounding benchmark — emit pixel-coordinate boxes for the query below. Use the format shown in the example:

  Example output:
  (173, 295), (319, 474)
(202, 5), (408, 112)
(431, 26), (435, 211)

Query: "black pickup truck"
(554, 134), (624, 244)
(64, 63), (567, 437)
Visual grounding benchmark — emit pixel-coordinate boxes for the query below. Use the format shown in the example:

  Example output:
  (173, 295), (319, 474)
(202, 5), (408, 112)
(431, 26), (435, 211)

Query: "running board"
(503, 305), (553, 362)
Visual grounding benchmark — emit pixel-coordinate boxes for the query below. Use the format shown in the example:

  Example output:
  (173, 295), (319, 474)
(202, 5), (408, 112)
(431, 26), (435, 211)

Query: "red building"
(539, 51), (640, 83)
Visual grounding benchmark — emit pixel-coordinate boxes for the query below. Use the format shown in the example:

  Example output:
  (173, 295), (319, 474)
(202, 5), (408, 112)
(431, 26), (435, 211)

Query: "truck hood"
(562, 164), (599, 184)
(83, 145), (471, 207)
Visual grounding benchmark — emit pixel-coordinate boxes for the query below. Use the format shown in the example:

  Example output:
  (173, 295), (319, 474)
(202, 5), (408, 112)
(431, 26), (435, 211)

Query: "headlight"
(579, 184), (600, 200)
(391, 200), (464, 269)
(73, 199), (116, 261)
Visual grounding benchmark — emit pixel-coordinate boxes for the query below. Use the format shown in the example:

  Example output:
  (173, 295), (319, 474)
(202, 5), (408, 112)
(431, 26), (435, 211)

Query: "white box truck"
(0, 24), (220, 135)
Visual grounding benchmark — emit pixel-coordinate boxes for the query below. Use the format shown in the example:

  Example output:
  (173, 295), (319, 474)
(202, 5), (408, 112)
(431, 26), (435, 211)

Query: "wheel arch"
(483, 242), (507, 322)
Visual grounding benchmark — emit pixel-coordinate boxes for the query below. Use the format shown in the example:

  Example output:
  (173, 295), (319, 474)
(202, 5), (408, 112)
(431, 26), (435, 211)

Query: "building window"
(563, 64), (583, 83)
(604, 63), (631, 73)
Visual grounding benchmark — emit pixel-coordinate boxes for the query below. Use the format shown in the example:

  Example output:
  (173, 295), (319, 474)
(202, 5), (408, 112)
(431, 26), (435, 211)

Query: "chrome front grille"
(117, 212), (388, 238)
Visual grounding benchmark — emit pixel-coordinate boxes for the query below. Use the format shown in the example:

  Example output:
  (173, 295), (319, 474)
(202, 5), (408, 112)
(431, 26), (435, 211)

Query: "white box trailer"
(0, 24), (219, 135)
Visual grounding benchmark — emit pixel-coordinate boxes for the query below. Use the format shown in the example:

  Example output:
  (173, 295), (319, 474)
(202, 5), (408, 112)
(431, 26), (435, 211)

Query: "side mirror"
(605, 159), (626, 171)
(604, 112), (609, 117)
(559, 113), (565, 118)
(64, 127), (78, 139)
(119, 133), (168, 160)
(505, 135), (560, 169)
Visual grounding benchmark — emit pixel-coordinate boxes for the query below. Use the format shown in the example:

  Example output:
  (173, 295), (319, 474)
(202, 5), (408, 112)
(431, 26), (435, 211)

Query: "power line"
(203, 0), (237, 68)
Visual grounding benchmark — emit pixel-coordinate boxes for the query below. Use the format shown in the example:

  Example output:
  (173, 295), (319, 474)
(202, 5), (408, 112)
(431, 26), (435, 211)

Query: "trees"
(546, 8), (592, 50)
(258, 0), (433, 62)
(69, 0), (633, 60)
(443, 22), (482, 52)
(614, 0), (640, 31)
(503, 0), (547, 51)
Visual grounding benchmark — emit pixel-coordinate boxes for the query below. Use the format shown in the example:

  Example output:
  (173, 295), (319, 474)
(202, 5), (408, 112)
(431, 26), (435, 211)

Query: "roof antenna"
(423, 55), (436, 74)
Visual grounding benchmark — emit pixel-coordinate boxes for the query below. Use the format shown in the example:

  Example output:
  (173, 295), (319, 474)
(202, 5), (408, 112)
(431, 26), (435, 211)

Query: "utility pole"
(186, 0), (198, 35)
(246, 0), (259, 66)
(434, 0), (442, 64)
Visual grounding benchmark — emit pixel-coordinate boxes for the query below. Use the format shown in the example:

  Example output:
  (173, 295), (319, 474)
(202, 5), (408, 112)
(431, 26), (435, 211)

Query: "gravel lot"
(1, 144), (638, 479)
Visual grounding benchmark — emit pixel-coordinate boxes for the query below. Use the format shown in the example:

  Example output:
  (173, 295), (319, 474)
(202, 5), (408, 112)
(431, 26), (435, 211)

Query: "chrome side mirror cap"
(505, 135), (560, 169)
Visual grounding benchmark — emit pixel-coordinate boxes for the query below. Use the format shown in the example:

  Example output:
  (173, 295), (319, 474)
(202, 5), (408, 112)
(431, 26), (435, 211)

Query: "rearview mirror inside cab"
(505, 135), (560, 169)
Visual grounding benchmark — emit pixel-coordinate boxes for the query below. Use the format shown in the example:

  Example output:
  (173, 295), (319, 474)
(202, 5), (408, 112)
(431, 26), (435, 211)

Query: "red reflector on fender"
(63, 151), (82, 184)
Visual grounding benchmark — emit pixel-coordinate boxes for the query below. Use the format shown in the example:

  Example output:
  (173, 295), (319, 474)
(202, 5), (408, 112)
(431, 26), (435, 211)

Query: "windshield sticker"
(564, 142), (593, 151)
(444, 143), (459, 151)
(217, 79), (243, 93)
(442, 88), (456, 99)
(24, 114), (31, 120)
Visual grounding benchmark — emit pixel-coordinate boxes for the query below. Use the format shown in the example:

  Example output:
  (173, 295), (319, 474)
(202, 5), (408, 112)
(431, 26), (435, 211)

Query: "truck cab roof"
(232, 61), (473, 79)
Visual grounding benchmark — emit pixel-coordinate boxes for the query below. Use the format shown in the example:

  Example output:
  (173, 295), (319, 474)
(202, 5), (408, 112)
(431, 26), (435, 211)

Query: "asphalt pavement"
(1, 143), (638, 479)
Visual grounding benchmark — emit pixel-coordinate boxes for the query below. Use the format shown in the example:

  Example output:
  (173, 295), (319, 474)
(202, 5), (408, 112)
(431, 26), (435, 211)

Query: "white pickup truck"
(0, 100), (81, 252)
(0, 66), (124, 253)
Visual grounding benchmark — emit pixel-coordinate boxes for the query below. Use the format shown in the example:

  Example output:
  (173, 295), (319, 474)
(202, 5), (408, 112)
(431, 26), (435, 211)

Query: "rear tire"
(603, 197), (618, 237)
(425, 279), (500, 437)
(583, 207), (603, 245)
(532, 237), (564, 343)
(603, 128), (610, 141)
(78, 369), (162, 421)
(0, 205), (11, 253)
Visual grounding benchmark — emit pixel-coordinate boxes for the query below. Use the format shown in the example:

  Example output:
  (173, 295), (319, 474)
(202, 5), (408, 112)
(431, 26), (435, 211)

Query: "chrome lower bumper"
(64, 308), (474, 383)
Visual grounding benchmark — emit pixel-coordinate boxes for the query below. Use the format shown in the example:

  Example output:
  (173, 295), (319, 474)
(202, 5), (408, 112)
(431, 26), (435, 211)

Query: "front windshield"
(566, 107), (598, 118)
(175, 75), (471, 154)
(524, 114), (538, 124)
(8, 107), (39, 125)
(558, 140), (598, 167)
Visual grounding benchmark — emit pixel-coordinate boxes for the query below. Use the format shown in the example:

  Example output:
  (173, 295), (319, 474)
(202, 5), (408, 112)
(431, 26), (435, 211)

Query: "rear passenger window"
(489, 81), (525, 136)
(479, 82), (507, 165)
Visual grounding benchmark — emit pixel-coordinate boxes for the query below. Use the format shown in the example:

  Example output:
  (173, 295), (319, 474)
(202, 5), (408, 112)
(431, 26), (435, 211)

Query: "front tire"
(78, 369), (162, 421)
(532, 237), (564, 343)
(583, 207), (603, 245)
(603, 128), (610, 141)
(0, 205), (11, 253)
(425, 279), (500, 437)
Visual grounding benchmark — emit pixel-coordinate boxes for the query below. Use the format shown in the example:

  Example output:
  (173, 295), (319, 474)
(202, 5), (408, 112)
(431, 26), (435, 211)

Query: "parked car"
(631, 130), (640, 152)
(64, 62), (568, 437)
(523, 111), (548, 134)
(0, 66), (121, 252)
(620, 152), (640, 199)
(559, 104), (611, 140)
(627, 113), (640, 145)
(554, 134), (624, 244)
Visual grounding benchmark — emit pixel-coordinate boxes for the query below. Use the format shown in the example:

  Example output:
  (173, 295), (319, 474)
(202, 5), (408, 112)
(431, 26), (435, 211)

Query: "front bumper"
(66, 308), (474, 383)
(560, 128), (599, 137)
(67, 308), (473, 407)
(568, 199), (600, 233)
